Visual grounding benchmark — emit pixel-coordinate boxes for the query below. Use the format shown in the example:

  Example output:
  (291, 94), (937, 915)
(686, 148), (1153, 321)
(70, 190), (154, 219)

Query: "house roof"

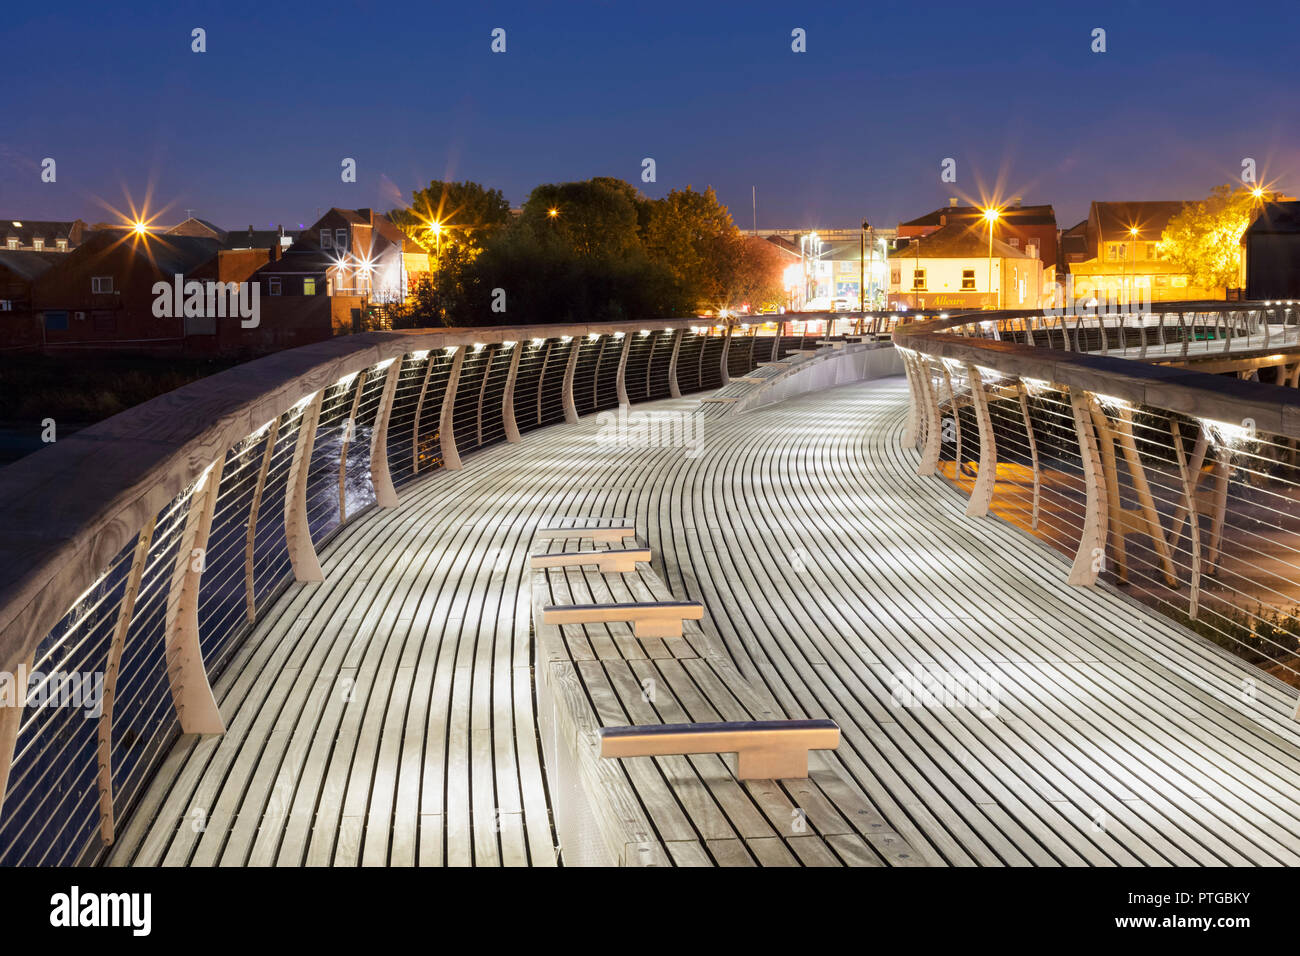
(2, 219), (83, 244)
(166, 217), (228, 240)
(1243, 201), (1300, 238)
(253, 249), (332, 276)
(890, 222), (1032, 259)
(223, 228), (300, 250)
(1092, 201), (1186, 238)
(901, 204), (1057, 228)
(0, 250), (62, 281)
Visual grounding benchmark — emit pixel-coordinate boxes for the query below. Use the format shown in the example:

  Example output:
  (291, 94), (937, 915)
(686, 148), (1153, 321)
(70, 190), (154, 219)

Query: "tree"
(390, 180), (512, 257)
(517, 179), (644, 260)
(643, 186), (741, 310)
(1159, 185), (1256, 291)
(722, 237), (790, 311)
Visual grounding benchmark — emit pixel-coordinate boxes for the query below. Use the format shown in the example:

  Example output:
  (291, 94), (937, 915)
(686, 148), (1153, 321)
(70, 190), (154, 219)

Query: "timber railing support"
(562, 337), (580, 424)
(285, 390), (325, 583)
(97, 514), (155, 845)
(441, 346), (465, 471)
(668, 329), (683, 399)
(503, 342), (522, 443)
(245, 417), (279, 622)
(1067, 390), (1108, 586)
(616, 333), (631, 408)
(0, 649), (35, 828)
(370, 359), (402, 508)
(164, 456), (227, 734)
(964, 364), (997, 517)
(339, 374), (363, 521)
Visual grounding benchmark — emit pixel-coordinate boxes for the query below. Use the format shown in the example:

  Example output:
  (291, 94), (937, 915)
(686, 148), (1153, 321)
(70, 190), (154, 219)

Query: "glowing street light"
(132, 220), (150, 236)
(982, 207), (1001, 310)
(547, 207), (559, 219)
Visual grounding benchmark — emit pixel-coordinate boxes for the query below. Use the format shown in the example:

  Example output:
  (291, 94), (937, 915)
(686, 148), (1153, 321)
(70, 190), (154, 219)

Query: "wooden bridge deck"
(107, 374), (1300, 866)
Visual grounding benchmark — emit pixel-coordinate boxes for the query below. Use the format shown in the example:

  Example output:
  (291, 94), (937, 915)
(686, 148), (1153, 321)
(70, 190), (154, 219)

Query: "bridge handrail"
(0, 316), (783, 866)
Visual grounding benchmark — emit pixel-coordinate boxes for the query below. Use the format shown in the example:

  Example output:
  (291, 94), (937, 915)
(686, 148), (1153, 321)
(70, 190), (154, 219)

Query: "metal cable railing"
(0, 319), (781, 866)
(896, 301), (1300, 703)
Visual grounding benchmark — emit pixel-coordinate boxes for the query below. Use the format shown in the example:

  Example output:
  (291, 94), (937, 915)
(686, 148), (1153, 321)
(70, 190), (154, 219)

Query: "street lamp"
(982, 208), (1001, 310)
(1127, 226), (1139, 304)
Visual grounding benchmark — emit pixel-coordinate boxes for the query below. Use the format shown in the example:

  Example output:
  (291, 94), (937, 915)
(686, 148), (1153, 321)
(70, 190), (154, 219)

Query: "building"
(887, 222), (1044, 310)
(250, 208), (414, 334)
(1064, 200), (1219, 301)
(899, 200), (1058, 278)
(1241, 201), (1300, 300)
(2, 219), (87, 252)
(0, 251), (62, 349)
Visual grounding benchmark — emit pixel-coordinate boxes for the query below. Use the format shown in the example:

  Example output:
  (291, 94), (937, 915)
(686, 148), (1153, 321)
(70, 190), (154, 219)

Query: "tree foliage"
(390, 180), (511, 257)
(1159, 185), (1256, 291)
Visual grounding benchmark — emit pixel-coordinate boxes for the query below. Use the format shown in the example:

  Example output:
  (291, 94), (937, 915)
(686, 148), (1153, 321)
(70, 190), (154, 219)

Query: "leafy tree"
(722, 237), (790, 311)
(643, 186), (741, 310)
(1159, 185), (1256, 291)
(390, 180), (512, 257)
(517, 179), (644, 260)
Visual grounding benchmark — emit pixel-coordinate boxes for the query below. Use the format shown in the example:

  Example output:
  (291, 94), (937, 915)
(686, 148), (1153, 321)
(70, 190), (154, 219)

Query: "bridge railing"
(0, 318), (786, 866)
(894, 302), (1300, 712)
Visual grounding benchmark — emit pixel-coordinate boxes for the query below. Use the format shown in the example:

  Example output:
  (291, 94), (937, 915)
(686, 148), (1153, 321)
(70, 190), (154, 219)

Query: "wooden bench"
(536, 524), (636, 544)
(528, 549), (651, 573)
(542, 601), (704, 638)
(600, 720), (840, 780)
(531, 535), (922, 867)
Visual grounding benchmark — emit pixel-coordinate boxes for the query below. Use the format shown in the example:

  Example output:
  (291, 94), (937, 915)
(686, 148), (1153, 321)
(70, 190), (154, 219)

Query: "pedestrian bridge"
(4, 303), (1300, 866)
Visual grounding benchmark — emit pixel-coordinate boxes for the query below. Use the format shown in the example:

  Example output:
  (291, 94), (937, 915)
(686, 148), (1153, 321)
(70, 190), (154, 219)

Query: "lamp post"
(1127, 226), (1139, 306)
(983, 208), (1001, 310)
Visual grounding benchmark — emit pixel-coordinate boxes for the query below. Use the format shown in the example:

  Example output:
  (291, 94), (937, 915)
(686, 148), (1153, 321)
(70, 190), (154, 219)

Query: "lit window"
(269, 277), (281, 296)
(961, 269), (976, 291)
(321, 229), (333, 249)
(32, 238), (43, 251)
(5, 239), (15, 250)
(1145, 243), (1158, 260)
(303, 277), (316, 295)
(912, 269), (926, 291)
(56, 239), (67, 251)
(0, 300), (12, 312)
(91, 276), (113, 293)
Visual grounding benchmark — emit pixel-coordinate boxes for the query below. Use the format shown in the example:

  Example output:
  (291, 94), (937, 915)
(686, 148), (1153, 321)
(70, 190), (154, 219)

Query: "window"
(1007, 237), (1019, 248)
(1155, 275), (1169, 288)
(0, 300), (12, 311)
(320, 229), (333, 250)
(91, 276), (113, 293)
(335, 229), (348, 251)
(1107, 242), (1128, 261)
(56, 239), (67, 251)
(303, 277), (316, 295)
(32, 238), (43, 251)
(269, 277), (281, 296)
(5, 238), (16, 250)
(912, 269), (926, 291)
(1146, 243), (1158, 260)
(1172, 275), (1188, 288)
(961, 269), (976, 291)
(44, 310), (69, 331)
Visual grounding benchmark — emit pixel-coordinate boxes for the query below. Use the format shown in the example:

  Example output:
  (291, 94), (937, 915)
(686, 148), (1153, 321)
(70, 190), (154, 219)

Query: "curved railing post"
(668, 328), (684, 398)
(1067, 389), (1108, 586)
(97, 514), (155, 845)
(245, 417), (279, 622)
(503, 342), (522, 443)
(562, 337), (580, 424)
(616, 333), (631, 408)
(412, 352), (436, 476)
(475, 344), (495, 448)
(0, 648), (34, 829)
(900, 352), (921, 449)
(720, 323), (733, 385)
(164, 455), (227, 734)
(964, 364), (997, 517)
(916, 356), (942, 476)
(441, 346), (466, 470)
(370, 358), (402, 508)
(285, 390), (326, 583)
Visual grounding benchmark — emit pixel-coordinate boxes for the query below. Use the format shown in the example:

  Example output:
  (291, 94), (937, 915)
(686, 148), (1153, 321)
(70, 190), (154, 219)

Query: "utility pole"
(859, 219), (868, 335)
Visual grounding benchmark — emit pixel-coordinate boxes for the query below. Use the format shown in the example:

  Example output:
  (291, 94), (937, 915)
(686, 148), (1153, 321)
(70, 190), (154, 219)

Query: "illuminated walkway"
(107, 376), (1300, 866)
